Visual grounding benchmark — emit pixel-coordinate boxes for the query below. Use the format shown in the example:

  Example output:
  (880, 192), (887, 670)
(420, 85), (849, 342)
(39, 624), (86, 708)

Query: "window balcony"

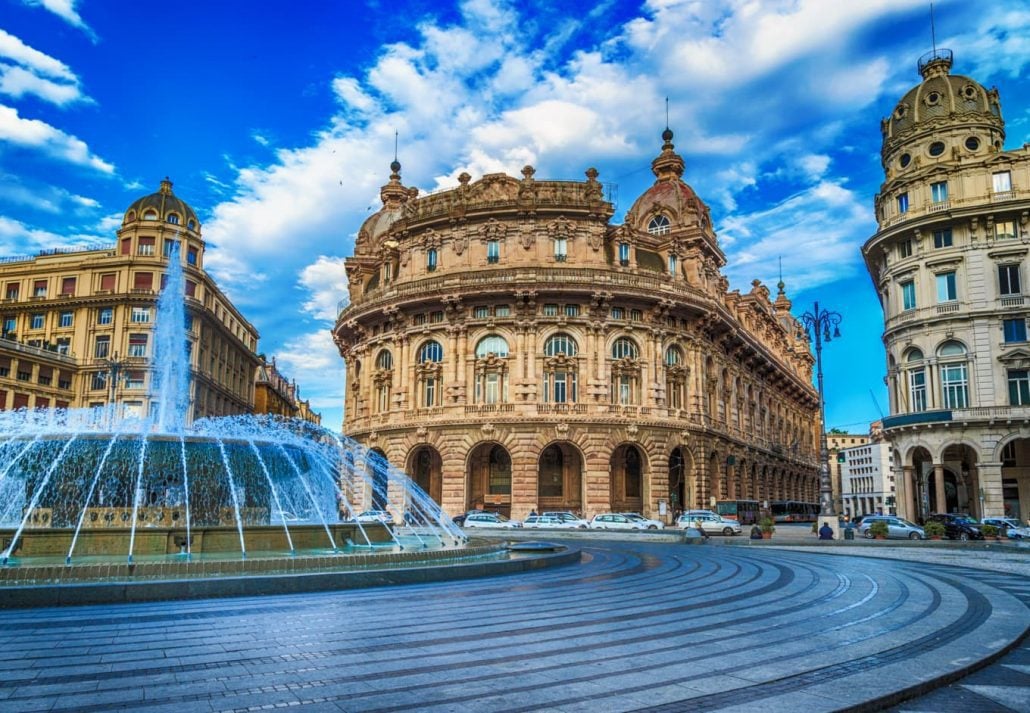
(554, 254), (567, 262)
(1001, 295), (1025, 307)
(487, 256), (499, 264)
(936, 302), (960, 315)
(992, 190), (1015, 202)
(928, 200), (951, 213)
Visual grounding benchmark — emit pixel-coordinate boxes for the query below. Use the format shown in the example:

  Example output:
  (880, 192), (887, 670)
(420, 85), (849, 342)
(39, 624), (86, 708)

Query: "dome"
(624, 129), (711, 234)
(123, 178), (200, 230)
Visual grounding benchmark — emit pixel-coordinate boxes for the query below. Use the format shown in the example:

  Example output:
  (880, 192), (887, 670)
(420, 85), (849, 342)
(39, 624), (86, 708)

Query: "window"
(185, 280), (197, 297)
(668, 254), (678, 275)
(619, 243), (630, 266)
(98, 307), (113, 325)
(933, 228), (952, 248)
(133, 272), (153, 291)
(60, 277), (76, 296)
(187, 219), (196, 230)
(473, 306), (489, 319)
(125, 371), (145, 389)
(163, 239), (177, 257)
(167, 214), (179, 225)
(928, 141), (945, 157)
(426, 248), (438, 272)
(5, 283), (18, 299)
(1, 316), (12, 334)
(128, 333), (148, 358)
(59, 312), (73, 328)
(418, 340), (443, 363)
(131, 307), (151, 323)
(544, 333), (577, 356)
(495, 305), (510, 317)
(546, 370), (576, 403)
(610, 307), (625, 320)
(611, 337), (639, 359)
(429, 310), (444, 323)
(1003, 318), (1026, 343)
(993, 171), (1012, 194)
(897, 193), (909, 214)
(422, 376), (437, 407)
(55, 338), (70, 355)
(475, 335), (509, 358)
(91, 371), (107, 391)
(999, 265), (1021, 296)
(187, 247), (198, 266)
(30, 313), (44, 330)
(543, 304), (558, 316)
(898, 239), (912, 259)
(138, 237), (155, 256)
(143, 210), (157, 220)
(554, 238), (567, 261)
(1009, 370), (1030, 406)
(477, 371), (506, 404)
(487, 240), (499, 264)
(33, 280), (47, 297)
(930, 182), (948, 203)
(665, 346), (683, 366)
(564, 304), (580, 317)
(648, 215), (670, 236)
(995, 220), (1016, 240)
(901, 281), (916, 311)
(94, 335), (110, 358)
(16, 368), (30, 382)
(413, 313), (427, 325)
(617, 373), (635, 404)
(936, 271), (957, 302)
(100, 273), (116, 291)
(375, 350), (393, 370)
(630, 309), (642, 322)
(909, 368), (927, 412)
(941, 363), (968, 408)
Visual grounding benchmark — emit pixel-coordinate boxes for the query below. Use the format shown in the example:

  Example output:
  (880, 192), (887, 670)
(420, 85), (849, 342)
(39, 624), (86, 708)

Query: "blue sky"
(2, 0), (1029, 433)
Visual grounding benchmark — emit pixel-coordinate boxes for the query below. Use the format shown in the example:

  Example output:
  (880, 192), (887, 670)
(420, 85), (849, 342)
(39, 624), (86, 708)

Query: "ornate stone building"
(334, 132), (821, 521)
(863, 49), (1030, 522)
(0, 179), (260, 421)
(254, 355), (322, 425)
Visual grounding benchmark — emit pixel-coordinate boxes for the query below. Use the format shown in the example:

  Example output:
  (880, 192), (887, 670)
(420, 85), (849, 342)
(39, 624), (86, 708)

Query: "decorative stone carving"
(519, 221), (535, 250)
(481, 422), (495, 436)
(480, 218), (506, 243)
(555, 422), (569, 437)
(453, 225), (469, 255)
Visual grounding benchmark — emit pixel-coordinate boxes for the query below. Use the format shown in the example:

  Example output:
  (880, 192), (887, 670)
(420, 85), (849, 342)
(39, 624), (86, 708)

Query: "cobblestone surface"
(1, 540), (1026, 712)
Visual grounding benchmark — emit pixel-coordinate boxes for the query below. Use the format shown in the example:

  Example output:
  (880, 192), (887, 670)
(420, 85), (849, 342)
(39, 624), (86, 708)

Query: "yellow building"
(0, 179), (260, 421)
(334, 131), (821, 522)
(254, 355), (322, 425)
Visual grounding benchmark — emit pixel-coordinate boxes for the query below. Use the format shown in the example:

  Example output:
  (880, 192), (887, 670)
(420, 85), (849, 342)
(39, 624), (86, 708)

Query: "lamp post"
(100, 351), (128, 427)
(800, 302), (842, 529)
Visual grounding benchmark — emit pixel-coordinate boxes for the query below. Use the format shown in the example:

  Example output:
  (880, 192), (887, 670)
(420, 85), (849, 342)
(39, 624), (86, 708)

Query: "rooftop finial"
(661, 97), (673, 145)
(389, 131), (401, 176)
(930, 2), (937, 54)
(777, 257), (786, 293)
(917, 2), (952, 78)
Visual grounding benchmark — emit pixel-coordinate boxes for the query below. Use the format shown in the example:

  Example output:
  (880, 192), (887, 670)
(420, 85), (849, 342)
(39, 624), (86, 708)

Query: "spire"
(917, 3), (952, 79)
(380, 131), (408, 207)
(774, 257), (792, 312)
(651, 116), (685, 183)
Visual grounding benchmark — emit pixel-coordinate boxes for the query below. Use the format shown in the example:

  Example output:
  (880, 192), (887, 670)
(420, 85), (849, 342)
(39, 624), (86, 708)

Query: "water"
(0, 246), (465, 567)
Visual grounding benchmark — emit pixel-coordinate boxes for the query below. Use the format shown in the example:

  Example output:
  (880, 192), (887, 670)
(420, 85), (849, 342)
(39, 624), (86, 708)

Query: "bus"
(771, 500), (819, 523)
(715, 500), (760, 525)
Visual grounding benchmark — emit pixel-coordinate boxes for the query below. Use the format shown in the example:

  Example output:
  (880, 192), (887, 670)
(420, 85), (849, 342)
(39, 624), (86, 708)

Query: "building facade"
(254, 355), (322, 425)
(828, 432), (872, 514)
(334, 132), (821, 522)
(0, 179), (260, 421)
(862, 49), (1030, 522)
(841, 442), (894, 519)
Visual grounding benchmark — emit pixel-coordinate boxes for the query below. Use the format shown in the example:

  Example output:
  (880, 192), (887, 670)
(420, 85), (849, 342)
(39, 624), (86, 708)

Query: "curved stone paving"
(0, 540), (1026, 712)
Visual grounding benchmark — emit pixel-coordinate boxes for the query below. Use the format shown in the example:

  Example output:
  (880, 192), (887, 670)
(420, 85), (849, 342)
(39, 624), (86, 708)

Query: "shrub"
(980, 524), (998, 538)
(923, 520), (945, 537)
(869, 520), (890, 538)
(759, 516), (776, 534)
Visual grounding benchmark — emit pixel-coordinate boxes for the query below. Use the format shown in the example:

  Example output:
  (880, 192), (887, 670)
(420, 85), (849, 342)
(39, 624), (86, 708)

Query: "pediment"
(998, 346), (1030, 365)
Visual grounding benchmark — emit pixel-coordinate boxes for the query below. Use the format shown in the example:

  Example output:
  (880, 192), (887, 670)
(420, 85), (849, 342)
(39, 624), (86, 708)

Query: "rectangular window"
(60, 277), (76, 295)
(187, 247), (198, 265)
(1008, 369), (1030, 406)
(429, 310), (444, 323)
(138, 237), (155, 256)
(128, 333), (148, 358)
(933, 228), (952, 248)
(564, 304), (580, 317)
(941, 364), (968, 409)
(668, 254), (678, 275)
(630, 309), (643, 321)
(897, 193), (909, 214)
(909, 368), (926, 412)
(494, 305), (510, 317)
(91, 371), (108, 391)
(487, 240), (499, 264)
(3, 316), (16, 334)
(619, 243), (630, 266)
(16, 368), (30, 382)
(898, 239), (912, 259)
(426, 249), (437, 272)
(473, 306), (489, 319)
(936, 271), (957, 302)
(59, 312), (73, 328)
(125, 370), (145, 389)
(930, 182), (948, 203)
(5, 283), (19, 299)
(610, 307), (625, 319)
(100, 273), (116, 291)
(1004, 318), (1027, 343)
(999, 264), (1021, 296)
(55, 338), (70, 355)
(94, 335), (110, 358)
(163, 239), (177, 257)
(97, 307), (113, 325)
(33, 280), (47, 297)
(993, 171), (1012, 193)
(554, 238), (567, 261)
(995, 220), (1016, 240)
(120, 238), (131, 255)
(133, 272), (153, 291)
(30, 313), (44, 330)
(413, 313), (426, 325)
(131, 307), (151, 323)
(543, 304), (558, 316)
(423, 377), (436, 407)
(619, 374), (633, 404)
(185, 280), (197, 297)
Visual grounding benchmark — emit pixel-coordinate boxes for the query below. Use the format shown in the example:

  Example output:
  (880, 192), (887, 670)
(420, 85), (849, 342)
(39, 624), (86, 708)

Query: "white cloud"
(0, 105), (114, 172)
(0, 174), (101, 214)
(274, 331), (345, 410)
(0, 29), (75, 81)
(298, 256), (349, 322)
(0, 64), (87, 106)
(0, 215), (107, 254)
(22, 0), (97, 42)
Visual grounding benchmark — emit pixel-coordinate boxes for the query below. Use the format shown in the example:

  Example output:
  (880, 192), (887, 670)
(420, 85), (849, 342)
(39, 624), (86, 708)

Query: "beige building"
(828, 432), (871, 514)
(863, 49), (1030, 522)
(254, 355), (322, 425)
(0, 179), (260, 422)
(841, 442), (895, 519)
(334, 131), (821, 522)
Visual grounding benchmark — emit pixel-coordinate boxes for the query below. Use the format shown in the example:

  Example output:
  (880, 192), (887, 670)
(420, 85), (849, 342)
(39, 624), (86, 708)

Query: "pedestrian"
(818, 522), (834, 540)
(529, 509), (537, 517)
(749, 524), (763, 540)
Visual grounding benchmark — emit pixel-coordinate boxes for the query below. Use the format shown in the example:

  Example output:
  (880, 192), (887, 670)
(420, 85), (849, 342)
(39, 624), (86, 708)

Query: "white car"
(355, 510), (394, 525)
(982, 517), (1029, 539)
(464, 512), (523, 529)
(524, 515), (583, 529)
(621, 513), (664, 530)
(675, 511), (741, 535)
(541, 511), (590, 529)
(590, 513), (648, 530)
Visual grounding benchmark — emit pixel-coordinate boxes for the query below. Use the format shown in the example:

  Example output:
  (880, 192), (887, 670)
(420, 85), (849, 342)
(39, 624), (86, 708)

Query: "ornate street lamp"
(800, 303), (842, 526)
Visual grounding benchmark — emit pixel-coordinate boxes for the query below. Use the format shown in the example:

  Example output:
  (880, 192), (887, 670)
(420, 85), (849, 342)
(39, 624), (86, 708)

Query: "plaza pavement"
(0, 536), (1027, 712)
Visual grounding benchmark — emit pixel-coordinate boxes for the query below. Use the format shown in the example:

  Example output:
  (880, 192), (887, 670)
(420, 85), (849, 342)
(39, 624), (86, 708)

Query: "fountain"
(0, 244), (467, 575)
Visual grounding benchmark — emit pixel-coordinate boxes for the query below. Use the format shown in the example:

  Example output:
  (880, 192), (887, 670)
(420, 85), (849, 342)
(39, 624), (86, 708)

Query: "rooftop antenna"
(665, 97), (669, 130)
(393, 131), (398, 163)
(930, 2), (937, 53)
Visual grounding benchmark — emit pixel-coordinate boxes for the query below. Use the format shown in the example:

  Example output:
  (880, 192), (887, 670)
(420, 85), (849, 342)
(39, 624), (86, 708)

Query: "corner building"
(863, 50), (1030, 521)
(334, 132), (821, 521)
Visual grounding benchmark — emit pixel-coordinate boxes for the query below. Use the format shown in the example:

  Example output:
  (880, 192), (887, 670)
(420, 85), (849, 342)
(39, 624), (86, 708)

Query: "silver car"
(982, 517), (1029, 539)
(858, 515), (925, 540)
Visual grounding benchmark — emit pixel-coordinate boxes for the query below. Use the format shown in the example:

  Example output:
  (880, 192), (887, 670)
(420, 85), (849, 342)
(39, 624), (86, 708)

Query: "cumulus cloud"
(0, 214), (107, 254)
(0, 105), (114, 172)
(0, 29), (89, 107)
(22, 0), (97, 42)
(298, 256), (350, 322)
(273, 331), (346, 410)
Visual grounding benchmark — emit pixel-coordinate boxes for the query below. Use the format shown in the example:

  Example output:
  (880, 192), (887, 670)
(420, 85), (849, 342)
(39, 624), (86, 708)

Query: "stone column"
(978, 461), (1004, 518)
(933, 463), (947, 514)
(901, 466), (915, 520)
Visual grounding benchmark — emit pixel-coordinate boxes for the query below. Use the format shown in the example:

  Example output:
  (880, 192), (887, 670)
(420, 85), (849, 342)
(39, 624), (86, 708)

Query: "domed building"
(334, 132), (821, 523)
(0, 179), (261, 421)
(863, 49), (1030, 522)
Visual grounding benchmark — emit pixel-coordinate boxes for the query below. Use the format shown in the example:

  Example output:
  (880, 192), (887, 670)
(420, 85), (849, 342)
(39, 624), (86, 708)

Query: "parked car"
(541, 511), (590, 528)
(675, 510), (741, 535)
(590, 513), (648, 530)
(848, 515), (868, 529)
(464, 512), (522, 529)
(926, 513), (984, 541)
(452, 510), (483, 526)
(621, 513), (664, 530)
(525, 514), (581, 529)
(858, 515), (925, 540)
(355, 510), (394, 525)
(981, 517), (1029, 539)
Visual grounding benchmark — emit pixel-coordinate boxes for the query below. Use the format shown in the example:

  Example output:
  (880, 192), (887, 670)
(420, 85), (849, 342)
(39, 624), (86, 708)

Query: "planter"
(761, 532), (772, 539)
(874, 535), (887, 540)
(930, 536), (942, 540)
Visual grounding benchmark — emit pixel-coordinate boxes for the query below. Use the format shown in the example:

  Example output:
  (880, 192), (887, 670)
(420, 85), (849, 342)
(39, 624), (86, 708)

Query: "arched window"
(167, 213), (180, 225)
(143, 210), (158, 220)
(665, 345), (683, 366)
(611, 337), (639, 360)
(375, 350), (393, 370)
(647, 215), (670, 236)
(187, 219), (196, 230)
(475, 335), (509, 358)
(668, 254), (678, 275)
(426, 248), (438, 272)
(665, 345), (685, 410)
(544, 333), (577, 357)
(937, 341), (968, 409)
(418, 341), (443, 363)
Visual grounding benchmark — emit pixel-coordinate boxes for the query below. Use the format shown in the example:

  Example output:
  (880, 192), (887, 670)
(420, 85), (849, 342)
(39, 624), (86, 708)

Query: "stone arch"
(366, 447), (390, 511)
(610, 442), (647, 513)
(465, 441), (513, 516)
(537, 441), (584, 513)
(668, 445), (696, 513)
(406, 444), (443, 505)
